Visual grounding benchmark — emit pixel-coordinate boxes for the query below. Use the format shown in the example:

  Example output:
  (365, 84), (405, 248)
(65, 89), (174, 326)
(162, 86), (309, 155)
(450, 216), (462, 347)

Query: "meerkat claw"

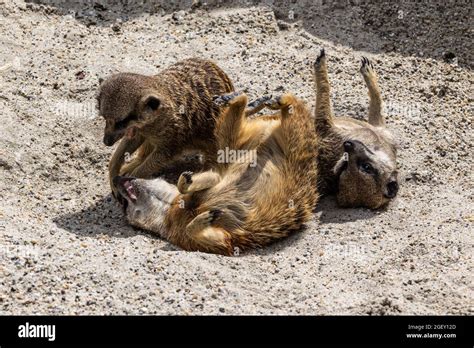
(247, 95), (273, 109)
(208, 209), (223, 223)
(263, 96), (282, 109)
(181, 171), (193, 184)
(177, 171), (194, 193)
(314, 48), (326, 67)
(360, 56), (374, 74)
(213, 91), (243, 106)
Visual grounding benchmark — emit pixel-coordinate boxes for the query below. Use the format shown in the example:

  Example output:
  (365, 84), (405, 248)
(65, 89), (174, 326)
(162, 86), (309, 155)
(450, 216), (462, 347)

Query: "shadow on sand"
(53, 192), (378, 255)
(27, 0), (471, 68)
(53, 193), (147, 239)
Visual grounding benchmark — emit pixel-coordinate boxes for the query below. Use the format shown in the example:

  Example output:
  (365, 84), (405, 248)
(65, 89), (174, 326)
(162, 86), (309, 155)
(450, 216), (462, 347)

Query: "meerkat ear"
(142, 94), (161, 112)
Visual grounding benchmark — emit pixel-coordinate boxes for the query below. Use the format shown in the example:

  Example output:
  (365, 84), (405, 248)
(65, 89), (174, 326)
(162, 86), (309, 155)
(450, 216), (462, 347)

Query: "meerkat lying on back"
(96, 58), (234, 198)
(312, 49), (399, 209)
(241, 50), (399, 209)
(113, 92), (319, 255)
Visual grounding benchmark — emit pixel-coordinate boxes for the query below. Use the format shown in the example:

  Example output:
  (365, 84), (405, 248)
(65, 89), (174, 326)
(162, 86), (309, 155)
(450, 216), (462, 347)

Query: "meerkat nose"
(343, 141), (354, 152)
(386, 181), (399, 198)
(103, 134), (115, 146)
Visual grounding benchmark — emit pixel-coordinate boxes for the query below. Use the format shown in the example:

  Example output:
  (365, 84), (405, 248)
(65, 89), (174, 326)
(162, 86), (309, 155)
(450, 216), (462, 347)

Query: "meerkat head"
(97, 73), (167, 146)
(333, 129), (398, 209)
(113, 175), (179, 231)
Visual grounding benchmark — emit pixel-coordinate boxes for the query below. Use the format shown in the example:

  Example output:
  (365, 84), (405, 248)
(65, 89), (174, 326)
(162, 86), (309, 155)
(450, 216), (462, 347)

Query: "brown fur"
(97, 58), (235, 197)
(312, 50), (399, 209)
(115, 93), (319, 255)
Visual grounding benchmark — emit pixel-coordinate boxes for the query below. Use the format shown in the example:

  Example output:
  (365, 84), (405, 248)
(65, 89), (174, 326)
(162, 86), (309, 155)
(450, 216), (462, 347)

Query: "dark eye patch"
(357, 160), (378, 176)
(115, 112), (138, 130)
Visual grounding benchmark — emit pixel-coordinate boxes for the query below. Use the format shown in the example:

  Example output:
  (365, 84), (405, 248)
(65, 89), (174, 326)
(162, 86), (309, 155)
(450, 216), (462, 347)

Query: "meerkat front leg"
(177, 171), (221, 194)
(213, 91), (248, 151)
(313, 48), (335, 135)
(109, 136), (144, 198)
(360, 57), (384, 126)
(119, 140), (154, 176)
(129, 149), (172, 179)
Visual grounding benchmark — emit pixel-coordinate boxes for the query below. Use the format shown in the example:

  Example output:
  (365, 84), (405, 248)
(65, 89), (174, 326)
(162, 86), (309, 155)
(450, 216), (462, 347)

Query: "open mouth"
(122, 180), (137, 201)
(113, 176), (138, 204)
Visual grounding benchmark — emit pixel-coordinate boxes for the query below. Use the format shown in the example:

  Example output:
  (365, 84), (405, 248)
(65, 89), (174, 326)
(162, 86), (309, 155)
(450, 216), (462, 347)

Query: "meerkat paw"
(177, 171), (193, 194)
(178, 171), (221, 194)
(213, 91), (244, 107)
(263, 94), (296, 110)
(247, 95), (273, 109)
(245, 95), (275, 116)
(202, 209), (223, 225)
(313, 48), (326, 70)
(186, 209), (223, 232)
(262, 95), (283, 110)
(360, 56), (376, 76)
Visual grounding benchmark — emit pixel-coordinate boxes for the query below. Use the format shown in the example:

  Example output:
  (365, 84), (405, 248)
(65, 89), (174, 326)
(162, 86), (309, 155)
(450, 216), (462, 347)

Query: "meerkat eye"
(359, 162), (376, 175)
(145, 96), (161, 111)
(115, 112), (138, 129)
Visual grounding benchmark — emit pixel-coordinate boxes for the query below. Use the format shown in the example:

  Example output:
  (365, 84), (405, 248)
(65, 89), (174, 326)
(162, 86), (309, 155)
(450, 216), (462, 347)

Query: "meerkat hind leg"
(186, 210), (232, 252)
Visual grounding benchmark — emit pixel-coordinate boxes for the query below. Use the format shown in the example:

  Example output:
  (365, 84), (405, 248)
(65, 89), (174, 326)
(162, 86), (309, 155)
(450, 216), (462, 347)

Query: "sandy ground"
(0, 0), (472, 315)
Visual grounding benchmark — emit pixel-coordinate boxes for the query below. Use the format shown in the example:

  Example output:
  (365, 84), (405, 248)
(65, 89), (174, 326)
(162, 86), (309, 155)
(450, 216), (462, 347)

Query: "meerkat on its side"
(113, 92), (319, 255)
(97, 58), (235, 198)
(312, 49), (399, 209)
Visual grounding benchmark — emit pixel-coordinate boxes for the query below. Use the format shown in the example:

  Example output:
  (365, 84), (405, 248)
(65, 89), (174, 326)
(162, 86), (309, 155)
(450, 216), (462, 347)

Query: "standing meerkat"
(312, 49), (399, 209)
(97, 58), (234, 198)
(113, 92), (319, 255)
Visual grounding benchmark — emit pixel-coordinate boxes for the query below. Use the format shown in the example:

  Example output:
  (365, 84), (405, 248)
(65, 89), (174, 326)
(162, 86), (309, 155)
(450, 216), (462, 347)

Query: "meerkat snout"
(386, 180), (399, 198)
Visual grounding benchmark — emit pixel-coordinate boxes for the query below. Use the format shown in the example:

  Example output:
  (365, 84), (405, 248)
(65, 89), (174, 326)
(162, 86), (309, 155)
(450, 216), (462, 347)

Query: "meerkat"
(243, 50), (398, 209)
(97, 58), (235, 198)
(312, 49), (399, 209)
(113, 92), (319, 255)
